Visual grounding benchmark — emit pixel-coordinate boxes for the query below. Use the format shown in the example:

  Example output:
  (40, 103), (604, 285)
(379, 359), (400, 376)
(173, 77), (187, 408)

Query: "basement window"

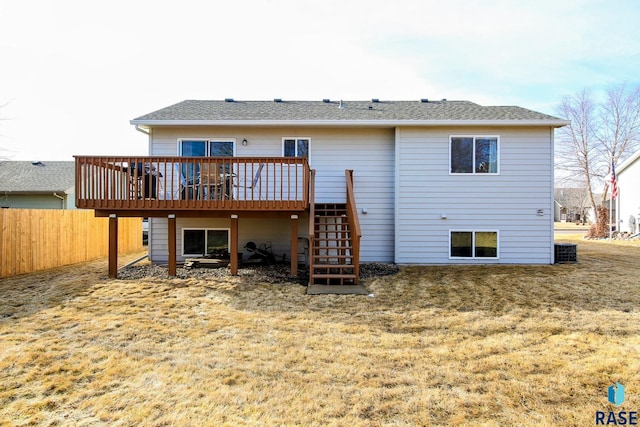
(450, 231), (498, 258)
(182, 228), (230, 257)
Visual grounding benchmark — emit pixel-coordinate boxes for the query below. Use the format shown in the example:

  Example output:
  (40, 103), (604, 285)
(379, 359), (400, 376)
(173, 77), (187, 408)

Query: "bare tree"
(555, 89), (600, 219)
(555, 84), (640, 224)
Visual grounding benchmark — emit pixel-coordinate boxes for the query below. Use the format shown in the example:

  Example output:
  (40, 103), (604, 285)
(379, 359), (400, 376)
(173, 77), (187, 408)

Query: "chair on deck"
(173, 164), (189, 200)
(205, 162), (265, 200)
(235, 163), (265, 190)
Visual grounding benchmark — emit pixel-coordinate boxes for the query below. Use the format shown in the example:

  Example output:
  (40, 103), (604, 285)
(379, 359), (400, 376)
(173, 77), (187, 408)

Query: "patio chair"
(173, 164), (189, 200)
(235, 163), (265, 189)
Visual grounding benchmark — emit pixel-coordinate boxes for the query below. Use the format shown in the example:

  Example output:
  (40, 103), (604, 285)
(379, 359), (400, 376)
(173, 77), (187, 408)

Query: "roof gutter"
(134, 124), (150, 135)
(130, 119), (570, 128)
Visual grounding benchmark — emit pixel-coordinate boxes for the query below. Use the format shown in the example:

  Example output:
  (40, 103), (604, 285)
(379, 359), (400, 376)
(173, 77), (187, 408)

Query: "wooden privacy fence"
(0, 209), (143, 278)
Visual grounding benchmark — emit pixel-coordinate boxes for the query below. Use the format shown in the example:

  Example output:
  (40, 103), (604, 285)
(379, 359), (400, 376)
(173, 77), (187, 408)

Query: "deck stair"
(310, 203), (357, 285)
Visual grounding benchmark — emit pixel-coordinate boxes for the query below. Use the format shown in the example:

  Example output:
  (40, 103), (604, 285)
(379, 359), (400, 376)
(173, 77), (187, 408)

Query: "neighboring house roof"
(0, 161), (75, 194)
(131, 99), (569, 127)
(617, 147), (640, 174)
(554, 188), (590, 208)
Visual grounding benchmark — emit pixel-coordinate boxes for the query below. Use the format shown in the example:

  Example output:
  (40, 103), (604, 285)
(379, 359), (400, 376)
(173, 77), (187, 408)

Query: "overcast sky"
(1, 0), (639, 161)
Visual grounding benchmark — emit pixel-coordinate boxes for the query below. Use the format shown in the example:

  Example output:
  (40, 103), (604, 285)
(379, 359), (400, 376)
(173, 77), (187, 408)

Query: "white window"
(450, 230), (499, 258)
(178, 139), (235, 157)
(182, 228), (230, 257)
(450, 136), (499, 174)
(282, 138), (310, 159)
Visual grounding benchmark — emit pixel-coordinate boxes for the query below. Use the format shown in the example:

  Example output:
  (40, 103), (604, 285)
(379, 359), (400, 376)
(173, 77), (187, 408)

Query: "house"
(74, 99), (568, 282)
(615, 148), (640, 234)
(554, 188), (592, 223)
(0, 161), (75, 209)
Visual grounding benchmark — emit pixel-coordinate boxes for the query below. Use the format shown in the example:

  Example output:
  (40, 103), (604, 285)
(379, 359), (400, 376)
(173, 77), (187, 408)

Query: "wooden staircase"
(310, 203), (358, 285)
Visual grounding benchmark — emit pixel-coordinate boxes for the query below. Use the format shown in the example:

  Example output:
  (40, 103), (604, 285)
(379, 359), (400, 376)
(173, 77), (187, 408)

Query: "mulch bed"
(117, 262), (399, 284)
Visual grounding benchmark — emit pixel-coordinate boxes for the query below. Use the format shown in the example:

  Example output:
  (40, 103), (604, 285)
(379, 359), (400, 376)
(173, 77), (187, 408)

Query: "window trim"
(282, 137), (311, 162)
(177, 138), (237, 156)
(449, 135), (500, 175)
(181, 227), (231, 257)
(449, 230), (499, 259)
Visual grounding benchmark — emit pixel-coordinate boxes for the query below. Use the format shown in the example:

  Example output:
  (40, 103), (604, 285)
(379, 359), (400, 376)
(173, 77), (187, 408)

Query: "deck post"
(108, 214), (118, 278)
(291, 214), (298, 277)
(230, 214), (239, 275)
(168, 214), (176, 276)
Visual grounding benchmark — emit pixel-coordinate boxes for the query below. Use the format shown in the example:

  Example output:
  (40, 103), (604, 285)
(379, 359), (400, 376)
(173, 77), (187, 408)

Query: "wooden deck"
(75, 157), (361, 284)
(75, 156), (310, 215)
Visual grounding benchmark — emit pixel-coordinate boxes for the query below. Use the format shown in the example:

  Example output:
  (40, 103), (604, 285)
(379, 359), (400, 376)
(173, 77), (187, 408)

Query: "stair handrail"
(308, 169), (316, 262)
(345, 169), (361, 283)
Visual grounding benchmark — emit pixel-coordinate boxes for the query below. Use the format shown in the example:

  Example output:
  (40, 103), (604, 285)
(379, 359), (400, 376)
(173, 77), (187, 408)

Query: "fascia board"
(617, 149), (640, 174)
(130, 119), (571, 128)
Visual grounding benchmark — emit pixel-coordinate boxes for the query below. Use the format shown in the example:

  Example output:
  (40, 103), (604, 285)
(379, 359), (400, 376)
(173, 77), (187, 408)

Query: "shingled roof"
(131, 99), (568, 126)
(0, 161), (75, 193)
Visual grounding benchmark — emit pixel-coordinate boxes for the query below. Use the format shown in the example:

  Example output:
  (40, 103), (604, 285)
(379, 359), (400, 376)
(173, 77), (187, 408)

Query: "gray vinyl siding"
(395, 126), (554, 264)
(0, 194), (73, 209)
(147, 125), (553, 265)
(309, 128), (395, 262)
(148, 126), (395, 263)
(149, 217), (299, 263)
(148, 217), (168, 263)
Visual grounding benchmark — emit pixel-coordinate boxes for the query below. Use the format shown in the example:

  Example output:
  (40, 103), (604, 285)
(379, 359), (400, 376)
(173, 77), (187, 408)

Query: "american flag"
(611, 160), (619, 200)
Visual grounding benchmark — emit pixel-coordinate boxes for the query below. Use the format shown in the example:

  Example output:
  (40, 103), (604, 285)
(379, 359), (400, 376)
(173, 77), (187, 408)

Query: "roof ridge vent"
(372, 98), (379, 103)
(420, 98), (429, 103)
(224, 98), (234, 102)
(323, 98), (331, 103)
(274, 98), (282, 103)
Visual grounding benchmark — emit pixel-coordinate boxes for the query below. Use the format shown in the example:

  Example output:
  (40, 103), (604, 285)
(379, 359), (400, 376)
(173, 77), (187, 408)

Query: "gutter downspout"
(135, 124), (152, 164)
(53, 192), (65, 209)
(134, 123), (153, 262)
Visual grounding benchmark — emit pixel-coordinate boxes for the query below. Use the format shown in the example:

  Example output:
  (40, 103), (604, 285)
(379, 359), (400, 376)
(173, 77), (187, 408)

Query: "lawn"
(1, 238), (639, 426)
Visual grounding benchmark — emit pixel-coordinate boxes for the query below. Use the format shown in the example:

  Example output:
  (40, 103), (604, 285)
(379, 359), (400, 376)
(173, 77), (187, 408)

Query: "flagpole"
(609, 156), (613, 241)
(609, 157), (618, 241)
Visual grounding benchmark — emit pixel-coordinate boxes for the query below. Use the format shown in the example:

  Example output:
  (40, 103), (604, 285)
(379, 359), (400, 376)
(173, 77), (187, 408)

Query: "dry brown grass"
(1, 240), (639, 426)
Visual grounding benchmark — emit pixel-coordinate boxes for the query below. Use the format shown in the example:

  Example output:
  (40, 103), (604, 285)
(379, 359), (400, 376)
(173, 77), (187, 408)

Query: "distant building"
(0, 161), (76, 209)
(616, 149), (640, 234)
(554, 188), (592, 223)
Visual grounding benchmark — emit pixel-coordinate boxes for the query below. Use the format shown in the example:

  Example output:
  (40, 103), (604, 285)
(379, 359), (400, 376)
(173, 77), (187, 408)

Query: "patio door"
(178, 139), (235, 199)
(179, 139), (235, 180)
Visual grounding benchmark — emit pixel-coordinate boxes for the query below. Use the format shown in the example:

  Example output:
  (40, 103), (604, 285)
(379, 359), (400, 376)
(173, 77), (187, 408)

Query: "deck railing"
(308, 168), (317, 260)
(75, 156), (310, 212)
(345, 169), (362, 283)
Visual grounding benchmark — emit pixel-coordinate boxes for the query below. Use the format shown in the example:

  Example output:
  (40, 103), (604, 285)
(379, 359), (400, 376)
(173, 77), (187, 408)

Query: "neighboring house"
(0, 161), (75, 209)
(554, 188), (592, 223)
(615, 148), (640, 234)
(75, 99), (568, 283)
